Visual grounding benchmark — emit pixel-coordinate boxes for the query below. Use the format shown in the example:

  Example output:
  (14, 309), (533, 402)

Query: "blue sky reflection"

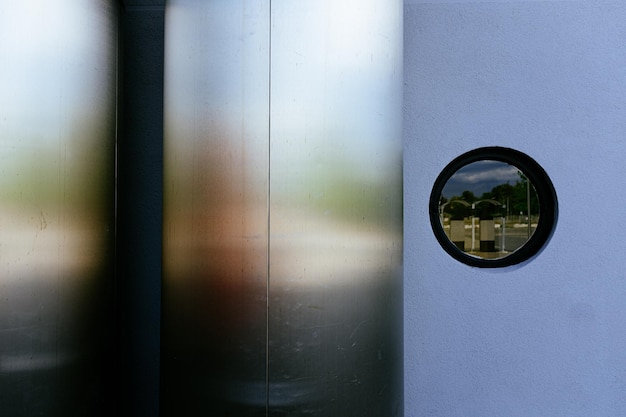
(442, 160), (520, 199)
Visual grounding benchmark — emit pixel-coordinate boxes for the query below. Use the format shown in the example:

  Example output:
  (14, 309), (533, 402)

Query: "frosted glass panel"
(0, 1), (117, 415)
(162, 1), (402, 415)
(268, 1), (403, 415)
(162, 1), (270, 415)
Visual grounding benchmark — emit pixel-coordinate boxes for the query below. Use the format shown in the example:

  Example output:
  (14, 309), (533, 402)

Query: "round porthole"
(429, 147), (558, 268)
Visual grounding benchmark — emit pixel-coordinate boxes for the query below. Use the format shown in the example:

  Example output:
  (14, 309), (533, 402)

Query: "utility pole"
(527, 178), (531, 238)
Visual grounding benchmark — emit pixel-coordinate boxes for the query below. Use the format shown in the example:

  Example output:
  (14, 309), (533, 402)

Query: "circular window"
(429, 147), (558, 268)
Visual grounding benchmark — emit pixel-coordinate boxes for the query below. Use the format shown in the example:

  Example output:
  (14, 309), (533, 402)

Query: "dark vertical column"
(117, 1), (164, 416)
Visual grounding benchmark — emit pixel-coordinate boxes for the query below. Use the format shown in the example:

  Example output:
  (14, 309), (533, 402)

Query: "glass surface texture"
(430, 147), (557, 268)
(269, 1), (403, 416)
(162, 1), (271, 415)
(162, 1), (403, 415)
(0, 2), (117, 415)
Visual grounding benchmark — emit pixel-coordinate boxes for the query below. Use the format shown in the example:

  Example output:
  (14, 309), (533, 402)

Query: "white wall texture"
(404, 1), (626, 416)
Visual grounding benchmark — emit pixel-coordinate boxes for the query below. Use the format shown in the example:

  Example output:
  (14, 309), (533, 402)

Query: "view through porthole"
(429, 147), (557, 268)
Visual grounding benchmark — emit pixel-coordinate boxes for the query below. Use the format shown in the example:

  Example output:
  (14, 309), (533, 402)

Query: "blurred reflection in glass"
(162, 2), (270, 415)
(162, 1), (402, 416)
(268, 1), (403, 416)
(0, 2), (116, 415)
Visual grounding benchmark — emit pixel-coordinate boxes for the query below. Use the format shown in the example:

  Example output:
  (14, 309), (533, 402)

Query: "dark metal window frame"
(429, 146), (558, 268)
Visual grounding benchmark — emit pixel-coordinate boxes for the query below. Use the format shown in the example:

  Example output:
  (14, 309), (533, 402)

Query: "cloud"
(443, 161), (520, 198)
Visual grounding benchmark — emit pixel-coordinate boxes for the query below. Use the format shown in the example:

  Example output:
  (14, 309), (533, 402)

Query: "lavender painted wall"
(404, 1), (626, 416)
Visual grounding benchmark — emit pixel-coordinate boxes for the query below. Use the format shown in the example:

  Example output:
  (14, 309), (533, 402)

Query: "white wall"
(404, 1), (626, 416)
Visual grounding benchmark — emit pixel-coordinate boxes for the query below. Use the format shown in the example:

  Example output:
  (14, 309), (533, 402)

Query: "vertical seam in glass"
(114, 2), (120, 307)
(266, 1), (272, 415)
